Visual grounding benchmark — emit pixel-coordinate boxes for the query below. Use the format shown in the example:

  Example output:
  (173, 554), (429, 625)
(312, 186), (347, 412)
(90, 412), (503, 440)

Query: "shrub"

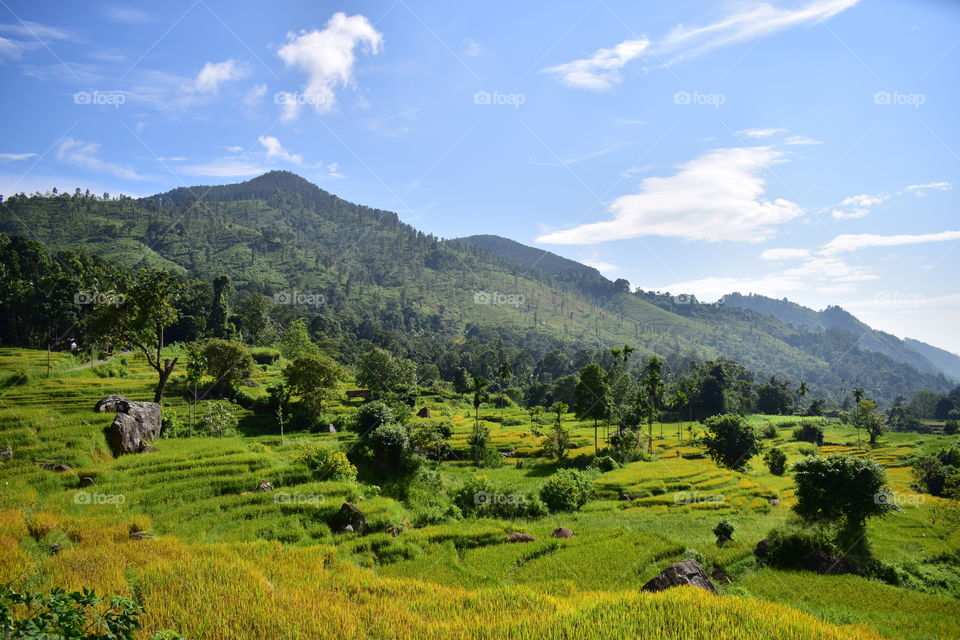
(250, 347), (280, 365)
(760, 423), (778, 439)
(293, 444), (357, 482)
(793, 454), (897, 526)
(713, 519), (735, 542)
(353, 401), (397, 435)
(482, 447), (504, 468)
(249, 441), (271, 455)
(452, 475), (546, 519)
(793, 422), (824, 446)
(945, 420), (959, 436)
(761, 525), (838, 569)
(196, 401), (238, 438)
(540, 469), (597, 512)
(701, 414), (762, 470)
(161, 413), (191, 438)
(764, 448), (787, 475)
(593, 455), (620, 472)
(0, 587), (182, 640)
(201, 339), (254, 392)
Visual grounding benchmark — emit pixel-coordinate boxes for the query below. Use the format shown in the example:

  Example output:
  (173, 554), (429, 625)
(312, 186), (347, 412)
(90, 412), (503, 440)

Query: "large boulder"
(507, 532), (535, 543)
(641, 560), (716, 593)
(332, 502), (366, 534)
(417, 407), (431, 418)
(94, 395), (131, 413)
(105, 401), (162, 453)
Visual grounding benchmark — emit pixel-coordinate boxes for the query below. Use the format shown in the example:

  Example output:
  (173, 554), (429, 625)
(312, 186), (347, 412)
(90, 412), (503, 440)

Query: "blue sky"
(1, 0), (958, 353)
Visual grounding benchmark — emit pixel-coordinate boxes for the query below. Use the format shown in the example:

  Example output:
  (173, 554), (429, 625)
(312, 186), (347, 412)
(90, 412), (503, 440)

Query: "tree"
(201, 339), (254, 393)
(453, 367), (471, 394)
(353, 401), (397, 436)
(356, 346), (417, 401)
(575, 363), (608, 455)
(792, 454), (897, 527)
(89, 269), (182, 403)
(282, 354), (344, 418)
(279, 318), (318, 360)
(543, 402), (571, 461)
(469, 376), (489, 430)
(854, 398), (887, 445)
(756, 376), (794, 415)
(712, 520), (735, 543)
(640, 356), (664, 452)
(197, 400), (238, 438)
(935, 397), (957, 420)
(528, 405), (544, 428)
(702, 413), (762, 471)
(235, 293), (275, 345)
(208, 275), (231, 339)
(764, 448), (787, 475)
(668, 390), (688, 440)
(468, 421), (490, 465)
(797, 381), (809, 408)
(497, 361), (513, 420)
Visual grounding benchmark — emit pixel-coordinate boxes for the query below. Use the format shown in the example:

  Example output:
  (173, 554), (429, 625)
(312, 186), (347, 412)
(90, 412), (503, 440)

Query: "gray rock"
(0, 448), (11, 461)
(507, 532), (535, 543)
(551, 527), (574, 538)
(94, 395), (131, 413)
(417, 407), (431, 418)
(641, 560), (716, 593)
(326, 424), (337, 434)
(106, 401), (162, 453)
(256, 481), (273, 491)
(754, 539), (770, 559)
(129, 530), (154, 541)
(78, 476), (95, 488)
(332, 502), (366, 534)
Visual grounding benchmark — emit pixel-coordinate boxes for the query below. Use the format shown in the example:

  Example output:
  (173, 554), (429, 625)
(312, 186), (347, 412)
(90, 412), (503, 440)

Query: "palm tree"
(641, 356), (665, 454)
(669, 390), (687, 441)
(497, 362), (513, 423)
(470, 376), (489, 430)
(796, 381), (809, 414)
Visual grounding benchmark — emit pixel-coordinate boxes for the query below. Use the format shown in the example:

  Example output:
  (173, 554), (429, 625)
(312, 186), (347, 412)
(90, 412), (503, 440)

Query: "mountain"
(0, 171), (954, 403)
(720, 293), (960, 382)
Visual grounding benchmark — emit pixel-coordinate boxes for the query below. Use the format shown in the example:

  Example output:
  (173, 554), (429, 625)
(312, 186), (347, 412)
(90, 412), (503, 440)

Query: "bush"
(713, 520), (735, 541)
(201, 339), (254, 392)
(452, 475), (546, 519)
(0, 586), (182, 640)
(593, 455), (620, 472)
(761, 525), (838, 569)
(540, 469), (597, 512)
(353, 401), (397, 435)
(293, 444), (357, 482)
(701, 414), (762, 471)
(250, 347), (280, 365)
(945, 420), (959, 436)
(161, 413), (191, 438)
(793, 454), (897, 526)
(760, 423), (778, 439)
(764, 448), (787, 475)
(482, 447), (504, 468)
(793, 422), (824, 446)
(196, 401), (238, 438)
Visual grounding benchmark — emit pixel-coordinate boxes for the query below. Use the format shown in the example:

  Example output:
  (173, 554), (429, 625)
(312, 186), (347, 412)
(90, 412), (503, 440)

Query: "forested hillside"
(0, 171), (953, 404)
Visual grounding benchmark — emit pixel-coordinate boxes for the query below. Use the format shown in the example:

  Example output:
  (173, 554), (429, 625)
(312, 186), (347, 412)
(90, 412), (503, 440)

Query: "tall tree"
(640, 356), (665, 453)
(470, 376), (490, 430)
(90, 269), (182, 403)
(575, 363), (608, 455)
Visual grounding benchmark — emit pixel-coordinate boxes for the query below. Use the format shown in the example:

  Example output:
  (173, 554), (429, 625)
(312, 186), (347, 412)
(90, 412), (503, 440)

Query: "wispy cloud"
(102, 5), (156, 24)
(56, 138), (142, 180)
(821, 230), (960, 255)
(759, 247), (811, 260)
(543, 0), (860, 89)
(738, 127), (787, 139)
(541, 39), (649, 90)
(0, 152), (37, 161)
(905, 181), (952, 195)
(193, 60), (247, 93)
(257, 135), (302, 164)
(537, 146), (801, 244)
(276, 12), (383, 119)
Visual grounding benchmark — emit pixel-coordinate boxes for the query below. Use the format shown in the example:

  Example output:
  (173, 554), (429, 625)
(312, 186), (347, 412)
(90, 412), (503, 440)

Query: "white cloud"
(738, 127), (786, 139)
(759, 247), (811, 261)
(276, 12), (383, 119)
(905, 181), (952, 195)
(537, 146), (801, 244)
(103, 5), (155, 24)
(830, 192), (887, 219)
(0, 20), (71, 42)
(784, 135), (822, 145)
(842, 193), (886, 207)
(55, 138), (142, 180)
(657, 0), (861, 65)
(243, 83), (268, 106)
(193, 60), (247, 93)
(257, 136), (302, 164)
(541, 39), (649, 90)
(821, 231), (960, 255)
(831, 208), (868, 220)
(0, 36), (25, 58)
(542, 0), (859, 88)
(464, 38), (482, 57)
(0, 152), (37, 161)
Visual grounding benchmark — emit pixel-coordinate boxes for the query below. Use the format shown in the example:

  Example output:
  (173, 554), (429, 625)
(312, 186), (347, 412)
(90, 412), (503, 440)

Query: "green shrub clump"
(764, 448), (787, 475)
(540, 469), (597, 512)
(294, 444), (357, 482)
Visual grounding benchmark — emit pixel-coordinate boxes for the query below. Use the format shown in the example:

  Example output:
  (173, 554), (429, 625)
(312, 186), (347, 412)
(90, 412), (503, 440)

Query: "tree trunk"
(153, 357), (178, 403)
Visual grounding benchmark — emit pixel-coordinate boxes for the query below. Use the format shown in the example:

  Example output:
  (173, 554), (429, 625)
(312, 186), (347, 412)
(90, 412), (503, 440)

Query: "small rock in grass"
(0, 448), (12, 461)
(507, 532), (535, 543)
(641, 560), (716, 593)
(551, 527), (574, 538)
(129, 530), (154, 541)
(78, 476), (95, 488)
(256, 481), (273, 492)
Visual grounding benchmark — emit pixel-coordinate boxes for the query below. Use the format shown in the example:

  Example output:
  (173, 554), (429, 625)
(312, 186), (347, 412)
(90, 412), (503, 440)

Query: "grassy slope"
(0, 348), (958, 639)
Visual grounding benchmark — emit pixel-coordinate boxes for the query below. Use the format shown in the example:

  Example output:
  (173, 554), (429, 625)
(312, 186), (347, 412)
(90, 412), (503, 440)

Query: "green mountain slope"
(0, 171), (952, 402)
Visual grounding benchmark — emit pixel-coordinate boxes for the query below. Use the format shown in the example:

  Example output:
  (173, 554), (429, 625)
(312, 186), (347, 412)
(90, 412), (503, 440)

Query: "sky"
(1, 0), (958, 353)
